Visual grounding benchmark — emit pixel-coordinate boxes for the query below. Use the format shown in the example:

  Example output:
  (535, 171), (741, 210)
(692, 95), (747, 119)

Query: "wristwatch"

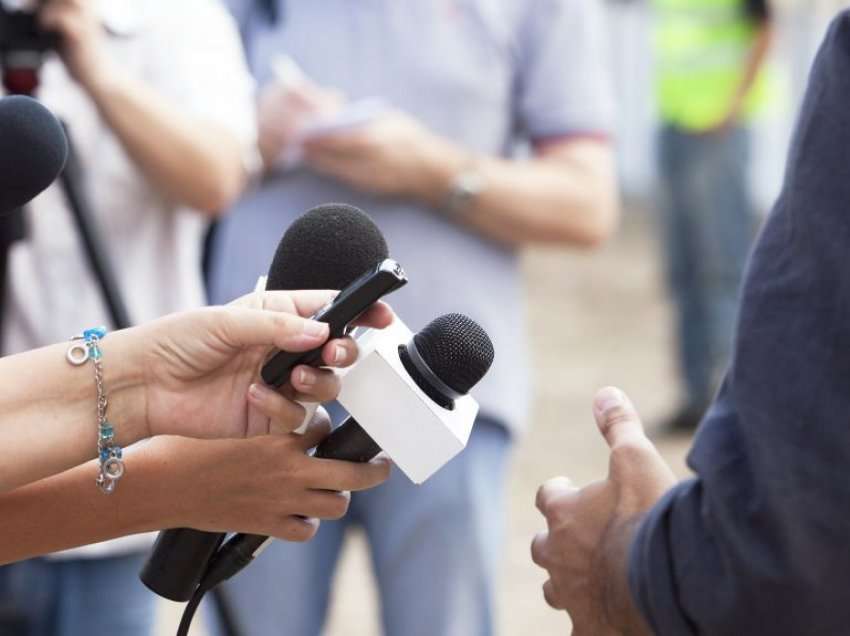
(444, 170), (486, 217)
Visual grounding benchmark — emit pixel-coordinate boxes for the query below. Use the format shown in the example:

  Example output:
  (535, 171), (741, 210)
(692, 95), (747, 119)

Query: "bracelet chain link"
(67, 326), (124, 494)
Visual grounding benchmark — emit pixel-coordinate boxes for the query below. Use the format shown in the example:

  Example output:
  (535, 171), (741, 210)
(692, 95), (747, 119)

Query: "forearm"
(414, 138), (619, 247)
(0, 446), (174, 565)
(84, 69), (247, 215)
(0, 330), (147, 493)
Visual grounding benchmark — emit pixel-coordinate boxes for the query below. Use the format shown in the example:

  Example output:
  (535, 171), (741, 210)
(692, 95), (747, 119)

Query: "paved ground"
(157, 209), (697, 635)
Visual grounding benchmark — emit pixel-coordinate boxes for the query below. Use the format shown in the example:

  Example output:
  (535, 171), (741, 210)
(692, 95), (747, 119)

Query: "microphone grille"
(413, 313), (495, 395)
(266, 203), (389, 291)
(0, 96), (68, 216)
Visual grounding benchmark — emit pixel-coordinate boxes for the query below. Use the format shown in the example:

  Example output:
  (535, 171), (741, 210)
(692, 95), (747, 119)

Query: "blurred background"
(0, 0), (847, 635)
(155, 1), (847, 634)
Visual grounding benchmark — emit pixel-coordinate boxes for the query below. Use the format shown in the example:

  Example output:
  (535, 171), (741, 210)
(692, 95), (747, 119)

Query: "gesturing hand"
(531, 387), (676, 636)
(138, 290), (393, 440)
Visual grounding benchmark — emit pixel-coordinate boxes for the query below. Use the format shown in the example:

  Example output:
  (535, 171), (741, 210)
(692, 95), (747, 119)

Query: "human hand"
(303, 110), (449, 199)
(531, 387), (676, 636)
(135, 290), (393, 440)
(39, 0), (112, 91)
(143, 412), (391, 541)
(258, 78), (343, 170)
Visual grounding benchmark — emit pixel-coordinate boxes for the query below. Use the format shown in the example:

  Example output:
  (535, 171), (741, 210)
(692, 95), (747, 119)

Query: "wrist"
(411, 135), (477, 208)
(600, 514), (653, 636)
(77, 58), (122, 104)
(99, 327), (150, 445)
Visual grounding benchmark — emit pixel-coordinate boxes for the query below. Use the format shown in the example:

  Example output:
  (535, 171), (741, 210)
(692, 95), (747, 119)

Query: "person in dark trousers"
(531, 10), (850, 634)
(652, 0), (775, 431)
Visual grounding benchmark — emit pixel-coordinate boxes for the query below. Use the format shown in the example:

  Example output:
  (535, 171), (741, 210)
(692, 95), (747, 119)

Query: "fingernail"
(303, 320), (328, 338)
(372, 456), (393, 468)
(595, 387), (624, 415)
(298, 367), (316, 387)
(248, 383), (271, 402)
(333, 344), (346, 365)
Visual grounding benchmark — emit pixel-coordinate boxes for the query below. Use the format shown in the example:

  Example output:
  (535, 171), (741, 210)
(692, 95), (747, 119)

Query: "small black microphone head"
(413, 313), (495, 396)
(0, 96), (68, 216)
(266, 203), (389, 290)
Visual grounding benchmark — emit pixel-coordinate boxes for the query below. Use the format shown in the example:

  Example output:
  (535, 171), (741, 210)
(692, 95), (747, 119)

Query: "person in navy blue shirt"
(532, 9), (850, 635)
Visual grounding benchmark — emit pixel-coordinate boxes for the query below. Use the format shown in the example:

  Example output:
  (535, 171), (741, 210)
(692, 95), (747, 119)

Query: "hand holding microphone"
(141, 203), (404, 602)
(201, 313), (495, 594)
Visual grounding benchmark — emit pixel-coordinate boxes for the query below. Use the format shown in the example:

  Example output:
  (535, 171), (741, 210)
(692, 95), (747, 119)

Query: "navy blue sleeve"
(628, 10), (850, 635)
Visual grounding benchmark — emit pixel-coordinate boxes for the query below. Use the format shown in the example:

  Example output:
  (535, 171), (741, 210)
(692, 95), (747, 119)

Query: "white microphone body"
(335, 317), (479, 484)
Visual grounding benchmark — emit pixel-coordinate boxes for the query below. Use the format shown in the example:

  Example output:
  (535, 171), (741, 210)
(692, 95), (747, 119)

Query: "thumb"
(593, 386), (648, 452)
(594, 387), (677, 503)
(218, 306), (330, 352)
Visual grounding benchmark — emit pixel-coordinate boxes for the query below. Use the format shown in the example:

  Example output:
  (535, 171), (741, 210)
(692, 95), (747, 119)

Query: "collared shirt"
(630, 11), (850, 633)
(2, 0), (255, 558)
(210, 0), (615, 435)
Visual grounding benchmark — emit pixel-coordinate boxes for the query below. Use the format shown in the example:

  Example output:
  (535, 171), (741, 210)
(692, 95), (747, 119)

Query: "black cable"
(175, 534), (258, 636)
(176, 585), (207, 636)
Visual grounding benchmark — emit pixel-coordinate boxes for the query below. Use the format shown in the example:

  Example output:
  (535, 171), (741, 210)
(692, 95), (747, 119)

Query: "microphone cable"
(175, 532), (259, 636)
(176, 586), (206, 636)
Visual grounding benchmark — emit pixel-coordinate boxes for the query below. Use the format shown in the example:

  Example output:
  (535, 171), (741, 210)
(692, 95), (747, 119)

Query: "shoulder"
(510, 0), (606, 44)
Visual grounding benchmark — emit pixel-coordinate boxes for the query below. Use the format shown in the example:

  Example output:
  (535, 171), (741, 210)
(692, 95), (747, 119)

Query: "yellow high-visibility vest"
(652, 0), (771, 131)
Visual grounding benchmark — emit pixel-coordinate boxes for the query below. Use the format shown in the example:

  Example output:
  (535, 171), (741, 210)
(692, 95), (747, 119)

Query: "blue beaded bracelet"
(67, 326), (125, 494)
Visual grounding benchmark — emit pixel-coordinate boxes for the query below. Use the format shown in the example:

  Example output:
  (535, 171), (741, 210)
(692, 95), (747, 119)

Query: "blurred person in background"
(650, 0), (775, 431)
(207, 1), (619, 635)
(0, 0), (255, 634)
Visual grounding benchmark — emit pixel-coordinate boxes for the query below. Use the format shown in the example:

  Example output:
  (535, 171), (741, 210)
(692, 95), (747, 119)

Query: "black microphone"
(0, 95), (67, 216)
(197, 314), (495, 591)
(139, 203), (392, 602)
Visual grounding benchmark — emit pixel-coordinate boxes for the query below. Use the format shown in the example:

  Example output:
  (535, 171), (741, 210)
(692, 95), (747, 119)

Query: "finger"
(217, 306), (329, 351)
(304, 153), (365, 181)
(269, 516), (320, 543)
(256, 292), (391, 331)
(303, 133), (364, 154)
(321, 337), (358, 368)
(290, 366), (341, 403)
(351, 302), (394, 329)
(297, 408), (333, 450)
(530, 530), (549, 568)
(246, 383), (307, 434)
(593, 387), (649, 451)
(250, 290), (336, 316)
(542, 579), (564, 610)
(535, 476), (576, 518)
(307, 456), (392, 492)
(300, 490), (351, 520)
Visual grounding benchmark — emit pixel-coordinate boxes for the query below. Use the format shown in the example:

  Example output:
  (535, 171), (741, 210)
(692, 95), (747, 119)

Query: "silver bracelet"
(67, 326), (125, 494)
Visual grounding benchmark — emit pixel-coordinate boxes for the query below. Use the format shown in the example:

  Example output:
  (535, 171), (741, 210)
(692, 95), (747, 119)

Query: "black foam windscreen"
(266, 203), (389, 291)
(0, 96), (68, 216)
(413, 313), (495, 396)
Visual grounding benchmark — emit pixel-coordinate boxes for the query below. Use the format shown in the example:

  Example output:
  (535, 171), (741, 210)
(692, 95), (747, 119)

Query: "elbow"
(190, 164), (247, 217)
(579, 197), (621, 247)
(558, 193), (621, 248)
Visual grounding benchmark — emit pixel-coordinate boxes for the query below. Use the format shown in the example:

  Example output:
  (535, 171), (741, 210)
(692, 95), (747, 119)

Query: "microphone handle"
(202, 417), (383, 588)
(139, 529), (225, 602)
(313, 416), (382, 462)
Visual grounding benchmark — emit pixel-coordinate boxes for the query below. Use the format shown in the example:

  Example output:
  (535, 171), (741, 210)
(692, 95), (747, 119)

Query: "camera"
(0, 1), (56, 95)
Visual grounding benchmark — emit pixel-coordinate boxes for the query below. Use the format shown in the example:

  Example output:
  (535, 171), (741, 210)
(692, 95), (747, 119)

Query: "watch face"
(458, 172), (485, 197)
